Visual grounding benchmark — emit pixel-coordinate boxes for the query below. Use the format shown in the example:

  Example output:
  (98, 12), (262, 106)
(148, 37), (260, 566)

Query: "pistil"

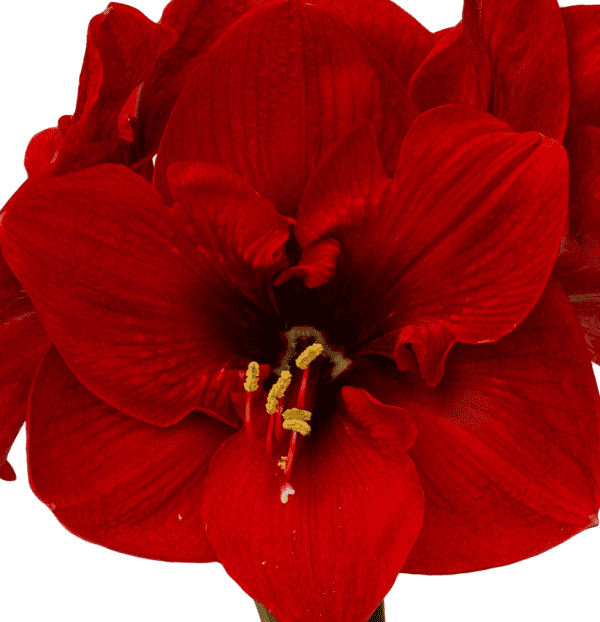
(242, 328), (347, 503)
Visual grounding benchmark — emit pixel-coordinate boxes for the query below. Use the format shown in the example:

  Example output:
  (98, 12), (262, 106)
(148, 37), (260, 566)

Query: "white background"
(0, 1), (598, 621)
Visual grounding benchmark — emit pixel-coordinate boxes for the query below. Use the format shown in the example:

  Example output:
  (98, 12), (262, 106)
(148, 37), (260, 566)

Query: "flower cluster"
(1, 1), (600, 621)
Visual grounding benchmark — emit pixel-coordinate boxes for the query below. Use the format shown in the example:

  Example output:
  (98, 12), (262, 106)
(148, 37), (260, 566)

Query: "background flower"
(0, 1), (598, 621)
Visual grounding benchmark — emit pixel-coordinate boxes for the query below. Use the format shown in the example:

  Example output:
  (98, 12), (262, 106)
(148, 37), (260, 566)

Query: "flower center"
(242, 326), (351, 504)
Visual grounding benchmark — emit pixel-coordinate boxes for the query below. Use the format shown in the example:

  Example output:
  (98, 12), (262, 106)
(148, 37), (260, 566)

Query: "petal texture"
(355, 278), (600, 573)
(154, 0), (418, 215)
(310, 0), (435, 89)
(0, 164), (289, 427)
(201, 387), (423, 622)
(563, 6), (600, 128)
(292, 106), (568, 383)
(410, 0), (570, 141)
(136, 0), (256, 157)
(28, 347), (232, 562)
(0, 253), (50, 479)
(555, 125), (600, 363)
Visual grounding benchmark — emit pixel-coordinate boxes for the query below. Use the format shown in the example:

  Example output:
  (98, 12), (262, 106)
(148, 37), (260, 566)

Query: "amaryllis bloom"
(1, 0), (599, 621)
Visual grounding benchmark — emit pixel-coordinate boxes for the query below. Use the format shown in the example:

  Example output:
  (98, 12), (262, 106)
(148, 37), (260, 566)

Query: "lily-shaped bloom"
(1, 1), (600, 622)
(2, 97), (599, 620)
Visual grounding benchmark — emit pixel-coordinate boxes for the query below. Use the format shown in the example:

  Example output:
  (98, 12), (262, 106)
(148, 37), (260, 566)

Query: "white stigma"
(280, 482), (296, 504)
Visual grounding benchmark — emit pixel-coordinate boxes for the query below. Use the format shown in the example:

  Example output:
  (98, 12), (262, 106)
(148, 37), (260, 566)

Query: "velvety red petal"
(565, 125), (600, 242)
(154, 0), (418, 216)
(554, 125), (600, 363)
(462, 0), (569, 141)
(311, 0), (435, 89)
(355, 278), (600, 573)
(0, 164), (289, 427)
(409, 24), (486, 114)
(25, 4), (176, 179)
(0, 383), (29, 482)
(28, 347), (232, 562)
(562, 6), (600, 128)
(294, 106), (568, 383)
(555, 246), (600, 365)
(0, 252), (50, 479)
(410, 0), (569, 141)
(200, 387), (423, 622)
(24, 127), (64, 179)
(136, 0), (254, 158)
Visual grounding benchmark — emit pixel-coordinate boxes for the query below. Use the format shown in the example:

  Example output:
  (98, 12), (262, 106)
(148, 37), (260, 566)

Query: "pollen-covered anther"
(295, 343), (324, 369)
(277, 456), (288, 470)
(282, 407), (311, 421)
(266, 370), (292, 414)
(282, 419), (311, 435)
(244, 361), (260, 392)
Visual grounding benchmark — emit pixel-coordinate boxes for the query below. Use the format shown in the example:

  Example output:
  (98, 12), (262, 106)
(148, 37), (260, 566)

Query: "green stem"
(254, 599), (385, 622)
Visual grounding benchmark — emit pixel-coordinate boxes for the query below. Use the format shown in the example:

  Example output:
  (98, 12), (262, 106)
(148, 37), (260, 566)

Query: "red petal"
(554, 126), (600, 363)
(565, 125), (600, 242)
(167, 161), (291, 271)
(562, 6), (600, 128)
(25, 4), (176, 179)
(294, 106), (568, 383)
(0, 383), (29, 482)
(275, 237), (341, 288)
(72, 3), (176, 142)
(555, 245), (600, 364)
(409, 24), (487, 114)
(200, 387), (423, 622)
(356, 278), (600, 573)
(0, 252), (50, 479)
(0, 164), (289, 427)
(311, 0), (435, 88)
(462, 0), (569, 141)
(136, 0), (253, 158)
(410, 0), (570, 141)
(0, 459), (16, 482)
(154, 0), (418, 215)
(28, 347), (232, 562)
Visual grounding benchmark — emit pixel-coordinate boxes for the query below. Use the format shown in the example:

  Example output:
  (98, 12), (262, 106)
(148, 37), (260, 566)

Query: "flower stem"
(254, 600), (385, 622)
(254, 601), (278, 622)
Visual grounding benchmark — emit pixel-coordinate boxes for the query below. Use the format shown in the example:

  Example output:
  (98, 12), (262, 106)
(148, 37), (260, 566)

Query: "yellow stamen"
(277, 456), (288, 470)
(244, 361), (260, 392)
(266, 371), (292, 414)
(282, 419), (311, 435)
(295, 343), (324, 369)
(282, 407), (312, 421)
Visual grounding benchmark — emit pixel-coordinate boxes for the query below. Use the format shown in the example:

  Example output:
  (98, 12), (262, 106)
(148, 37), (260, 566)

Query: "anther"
(282, 419), (311, 435)
(244, 361), (260, 392)
(243, 362), (260, 439)
(295, 343), (323, 369)
(277, 456), (288, 470)
(282, 407), (311, 421)
(266, 370), (292, 414)
(282, 407), (312, 435)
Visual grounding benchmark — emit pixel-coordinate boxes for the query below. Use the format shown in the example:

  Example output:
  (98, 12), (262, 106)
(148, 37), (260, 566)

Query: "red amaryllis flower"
(1, 0), (599, 621)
